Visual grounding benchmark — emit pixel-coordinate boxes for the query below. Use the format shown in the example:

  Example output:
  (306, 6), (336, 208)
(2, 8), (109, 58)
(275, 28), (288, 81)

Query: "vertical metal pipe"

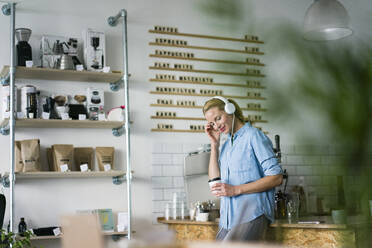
(9, 2), (16, 233)
(121, 9), (132, 240)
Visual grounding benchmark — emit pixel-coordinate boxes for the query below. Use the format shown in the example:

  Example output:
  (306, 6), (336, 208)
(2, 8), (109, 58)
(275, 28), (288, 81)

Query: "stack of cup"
(172, 192), (177, 220)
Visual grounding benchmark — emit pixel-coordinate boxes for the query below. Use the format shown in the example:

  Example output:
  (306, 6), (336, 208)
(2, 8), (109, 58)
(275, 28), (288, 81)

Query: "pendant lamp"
(304, 0), (352, 41)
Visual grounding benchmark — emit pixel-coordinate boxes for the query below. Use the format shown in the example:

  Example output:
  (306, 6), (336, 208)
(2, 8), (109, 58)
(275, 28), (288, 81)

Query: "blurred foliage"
(0, 229), (36, 248)
(196, 0), (243, 23)
(267, 25), (372, 215)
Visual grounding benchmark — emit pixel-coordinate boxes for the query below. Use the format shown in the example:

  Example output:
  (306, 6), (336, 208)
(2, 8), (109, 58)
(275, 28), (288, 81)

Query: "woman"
(203, 96), (283, 241)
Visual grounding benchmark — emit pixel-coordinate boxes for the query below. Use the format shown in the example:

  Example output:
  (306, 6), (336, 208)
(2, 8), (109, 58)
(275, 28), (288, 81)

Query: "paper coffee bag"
(52, 144), (74, 172)
(46, 148), (54, 171)
(15, 141), (23, 172)
(74, 147), (94, 171)
(96, 147), (114, 171)
(20, 139), (41, 172)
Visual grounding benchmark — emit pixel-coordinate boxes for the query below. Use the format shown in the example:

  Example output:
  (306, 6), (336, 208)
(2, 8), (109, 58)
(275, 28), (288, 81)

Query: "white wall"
(0, 0), (371, 246)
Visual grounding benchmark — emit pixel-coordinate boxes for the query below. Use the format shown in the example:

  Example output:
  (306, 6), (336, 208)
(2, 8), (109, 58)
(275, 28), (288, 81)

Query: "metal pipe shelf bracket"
(107, 8), (132, 240)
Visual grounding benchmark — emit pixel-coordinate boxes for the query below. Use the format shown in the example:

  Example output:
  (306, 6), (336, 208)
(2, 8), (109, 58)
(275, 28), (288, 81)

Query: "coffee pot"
(59, 54), (74, 70)
(52, 40), (69, 55)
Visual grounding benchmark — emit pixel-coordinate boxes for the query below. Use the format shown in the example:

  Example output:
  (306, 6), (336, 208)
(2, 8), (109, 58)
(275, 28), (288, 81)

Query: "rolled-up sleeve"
(251, 129), (282, 176)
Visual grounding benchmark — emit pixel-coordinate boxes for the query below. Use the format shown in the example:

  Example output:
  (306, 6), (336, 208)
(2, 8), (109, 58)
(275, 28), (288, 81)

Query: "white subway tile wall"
(152, 143), (202, 224)
(152, 189), (163, 201)
(152, 143), (372, 221)
(152, 176), (173, 189)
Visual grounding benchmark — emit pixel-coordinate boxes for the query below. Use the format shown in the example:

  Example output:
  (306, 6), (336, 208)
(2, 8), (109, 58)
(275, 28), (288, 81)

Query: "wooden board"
(0, 66), (123, 83)
(149, 104), (267, 112)
(152, 128), (268, 134)
(29, 231), (128, 240)
(149, 54), (265, 66)
(151, 128), (203, 133)
(149, 91), (266, 100)
(151, 116), (268, 123)
(151, 116), (204, 121)
(15, 171), (126, 179)
(149, 79), (266, 89)
(149, 30), (264, 44)
(150, 104), (202, 109)
(0, 119), (124, 129)
(149, 42), (264, 55)
(149, 66), (265, 77)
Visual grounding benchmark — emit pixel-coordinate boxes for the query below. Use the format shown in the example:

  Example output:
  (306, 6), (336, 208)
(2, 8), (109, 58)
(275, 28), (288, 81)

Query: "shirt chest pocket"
(228, 146), (261, 185)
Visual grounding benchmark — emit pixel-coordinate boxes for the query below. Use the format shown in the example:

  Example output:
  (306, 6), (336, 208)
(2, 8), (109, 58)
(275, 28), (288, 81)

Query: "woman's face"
(204, 106), (233, 134)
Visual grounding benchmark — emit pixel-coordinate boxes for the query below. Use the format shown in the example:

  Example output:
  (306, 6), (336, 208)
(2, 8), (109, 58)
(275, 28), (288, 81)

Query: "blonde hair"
(203, 98), (245, 123)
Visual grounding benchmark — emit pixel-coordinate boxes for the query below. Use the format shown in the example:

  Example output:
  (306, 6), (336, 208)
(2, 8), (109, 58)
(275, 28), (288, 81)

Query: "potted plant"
(0, 229), (36, 248)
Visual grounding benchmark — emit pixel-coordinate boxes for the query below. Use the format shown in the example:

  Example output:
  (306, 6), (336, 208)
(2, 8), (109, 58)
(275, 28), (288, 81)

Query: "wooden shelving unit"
(149, 79), (266, 89)
(151, 116), (268, 123)
(149, 42), (264, 55)
(149, 91), (266, 100)
(149, 54), (265, 66)
(148, 29), (264, 44)
(30, 235), (61, 240)
(29, 231), (128, 240)
(149, 66), (265, 77)
(0, 119), (124, 129)
(149, 104), (267, 112)
(0, 66), (123, 83)
(14, 171), (126, 179)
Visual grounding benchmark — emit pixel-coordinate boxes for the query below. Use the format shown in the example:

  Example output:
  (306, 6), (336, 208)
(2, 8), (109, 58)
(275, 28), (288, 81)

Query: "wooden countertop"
(158, 217), (218, 226)
(271, 215), (372, 229)
(158, 216), (372, 229)
(270, 219), (347, 229)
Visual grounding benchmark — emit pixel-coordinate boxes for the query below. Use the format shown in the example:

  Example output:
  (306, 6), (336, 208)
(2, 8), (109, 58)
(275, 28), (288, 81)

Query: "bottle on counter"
(18, 217), (27, 236)
(181, 201), (185, 220)
(165, 203), (170, 220)
(172, 192), (178, 220)
(275, 190), (286, 219)
(189, 203), (196, 221)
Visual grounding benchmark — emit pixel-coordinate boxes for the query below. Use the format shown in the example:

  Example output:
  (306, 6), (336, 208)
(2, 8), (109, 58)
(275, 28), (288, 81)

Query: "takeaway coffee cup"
(208, 177), (221, 195)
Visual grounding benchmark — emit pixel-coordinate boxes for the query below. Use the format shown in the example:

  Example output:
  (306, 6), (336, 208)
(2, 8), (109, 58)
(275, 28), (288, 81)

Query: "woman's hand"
(210, 183), (240, 197)
(205, 123), (220, 147)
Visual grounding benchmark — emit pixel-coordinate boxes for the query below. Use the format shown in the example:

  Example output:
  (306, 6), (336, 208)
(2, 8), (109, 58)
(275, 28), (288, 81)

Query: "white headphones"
(212, 96), (236, 114)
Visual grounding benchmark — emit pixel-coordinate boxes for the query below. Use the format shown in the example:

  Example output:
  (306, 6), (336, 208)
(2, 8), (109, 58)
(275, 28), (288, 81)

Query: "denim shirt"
(218, 123), (282, 230)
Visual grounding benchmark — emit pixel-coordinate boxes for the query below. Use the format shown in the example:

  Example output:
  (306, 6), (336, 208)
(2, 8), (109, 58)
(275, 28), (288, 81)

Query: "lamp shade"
(304, 0), (352, 41)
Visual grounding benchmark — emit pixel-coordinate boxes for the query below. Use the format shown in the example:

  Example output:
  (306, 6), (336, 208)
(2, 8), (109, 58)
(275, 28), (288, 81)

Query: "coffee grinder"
(15, 28), (32, 66)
